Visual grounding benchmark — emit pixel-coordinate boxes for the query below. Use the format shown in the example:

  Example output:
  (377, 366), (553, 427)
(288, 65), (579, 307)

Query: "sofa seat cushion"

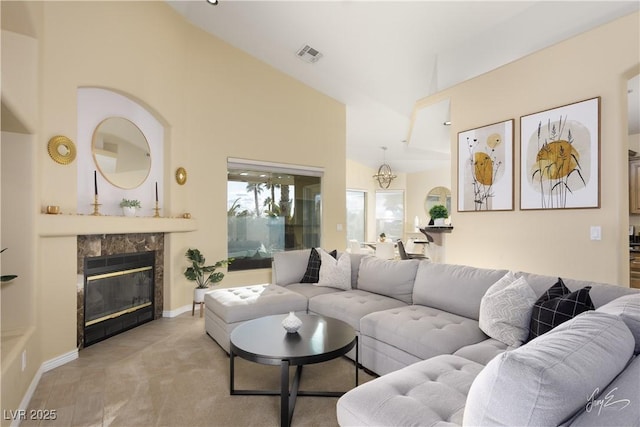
(308, 290), (406, 332)
(337, 354), (484, 427)
(204, 284), (308, 323)
(453, 338), (509, 365)
(567, 354), (640, 426)
(360, 305), (488, 361)
(463, 311), (635, 426)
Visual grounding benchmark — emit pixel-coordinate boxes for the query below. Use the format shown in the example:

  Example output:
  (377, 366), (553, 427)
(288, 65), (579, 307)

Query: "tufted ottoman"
(336, 354), (484, 426)
(204, 284), (308, 353)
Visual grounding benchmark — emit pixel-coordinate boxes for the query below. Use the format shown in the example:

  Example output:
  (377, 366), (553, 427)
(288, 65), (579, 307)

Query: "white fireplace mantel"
(38, 214), (197, 237)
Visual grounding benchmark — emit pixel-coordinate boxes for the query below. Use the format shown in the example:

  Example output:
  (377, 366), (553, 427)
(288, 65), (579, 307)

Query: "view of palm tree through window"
(227, 164), (322, 271)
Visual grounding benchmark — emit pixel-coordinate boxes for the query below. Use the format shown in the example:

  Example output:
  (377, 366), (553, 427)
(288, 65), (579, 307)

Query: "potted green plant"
(184, 248), (231, 302)
(120, 198), (141, 217)
(379, 232), (386, 242)
(429, 204), (449, 226)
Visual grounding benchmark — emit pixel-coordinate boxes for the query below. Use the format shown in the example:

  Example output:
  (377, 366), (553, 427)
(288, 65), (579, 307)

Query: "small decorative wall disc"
(175, 167), (187, 185)
(47, 135), (76, 165)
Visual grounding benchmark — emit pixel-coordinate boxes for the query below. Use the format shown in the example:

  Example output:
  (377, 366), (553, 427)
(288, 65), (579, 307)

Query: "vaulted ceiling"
(169, 1), (639, 173)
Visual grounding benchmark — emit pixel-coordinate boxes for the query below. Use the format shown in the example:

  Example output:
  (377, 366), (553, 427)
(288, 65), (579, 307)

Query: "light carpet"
(22, 313), (374, 427)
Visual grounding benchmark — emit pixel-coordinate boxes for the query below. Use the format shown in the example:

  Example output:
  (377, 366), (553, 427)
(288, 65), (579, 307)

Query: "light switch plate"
(590, 226), (601, 241)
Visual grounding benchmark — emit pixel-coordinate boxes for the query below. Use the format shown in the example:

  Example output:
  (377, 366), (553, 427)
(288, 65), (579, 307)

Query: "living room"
(1, 1), (638, 424)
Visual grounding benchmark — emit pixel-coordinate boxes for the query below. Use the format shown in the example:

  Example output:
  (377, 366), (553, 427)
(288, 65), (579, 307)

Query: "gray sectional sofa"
(204, 249), (640, 426)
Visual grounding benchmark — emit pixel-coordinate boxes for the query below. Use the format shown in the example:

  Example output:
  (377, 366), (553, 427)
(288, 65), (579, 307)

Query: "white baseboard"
(162, 304), (192, 318)
(12, 349), (78, 427)
(42, 349), (78, 372)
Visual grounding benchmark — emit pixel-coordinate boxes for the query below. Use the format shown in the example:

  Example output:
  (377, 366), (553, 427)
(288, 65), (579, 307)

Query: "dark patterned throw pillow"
(300, 248), (336, 283)
(527, 278), (594, 341)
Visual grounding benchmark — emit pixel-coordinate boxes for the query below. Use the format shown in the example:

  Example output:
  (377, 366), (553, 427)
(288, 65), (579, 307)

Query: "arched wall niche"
(77, 87), (165, 216)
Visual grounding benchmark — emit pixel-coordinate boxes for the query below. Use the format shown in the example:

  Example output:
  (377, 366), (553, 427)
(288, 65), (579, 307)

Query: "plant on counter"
(184, 248), (232, 289)
(429, 204), (449, 220)
(429, 204), (449, 226)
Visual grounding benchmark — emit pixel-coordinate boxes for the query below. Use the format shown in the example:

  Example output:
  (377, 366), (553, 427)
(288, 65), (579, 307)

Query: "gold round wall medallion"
(175, 167), (187, 185)
(47, 135), (76, 165)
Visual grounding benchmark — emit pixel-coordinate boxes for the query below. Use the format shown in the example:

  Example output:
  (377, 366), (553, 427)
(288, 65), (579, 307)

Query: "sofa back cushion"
(272, 249), (312, 286)
(413, 263), (508, 320)
(518, 272), (638, 308)
(273, 249), (366, 289)
(463, 311), (634, 426)
(597, 293), (640, 353)
(356, 256), (420, 304)
(567, 354), (640, 426)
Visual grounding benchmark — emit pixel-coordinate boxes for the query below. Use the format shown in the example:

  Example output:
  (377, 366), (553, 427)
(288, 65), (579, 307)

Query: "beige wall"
(1, 1), (345, 417)
(414, 12), (639, 285)
(630, 133), (640, 229)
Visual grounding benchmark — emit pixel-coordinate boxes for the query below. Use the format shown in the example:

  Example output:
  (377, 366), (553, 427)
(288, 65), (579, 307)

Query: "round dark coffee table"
(229, 313), (358, 427)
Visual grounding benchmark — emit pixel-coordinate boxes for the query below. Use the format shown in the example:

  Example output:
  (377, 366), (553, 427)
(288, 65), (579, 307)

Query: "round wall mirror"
(92, 117), (151, 189)
(424, 186), (452, 215)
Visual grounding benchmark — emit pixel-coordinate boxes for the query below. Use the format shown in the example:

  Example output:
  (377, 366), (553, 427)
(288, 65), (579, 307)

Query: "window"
(227, 159), (322, 271)
(375, 190), (404, 241)
(346, 190), (366, 244)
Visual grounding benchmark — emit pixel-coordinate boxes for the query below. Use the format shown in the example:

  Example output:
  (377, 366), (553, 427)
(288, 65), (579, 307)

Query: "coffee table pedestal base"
(229, 339), (358, 427)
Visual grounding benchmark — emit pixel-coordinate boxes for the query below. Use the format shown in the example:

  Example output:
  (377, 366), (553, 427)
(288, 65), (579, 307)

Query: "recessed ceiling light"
(443, 121), (452, 126)
(239, 172), (248, 176)
(206, 0), (218, 5)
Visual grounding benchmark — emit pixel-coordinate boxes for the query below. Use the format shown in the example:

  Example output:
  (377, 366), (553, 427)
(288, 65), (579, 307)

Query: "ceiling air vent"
(296, 44), (323, 64)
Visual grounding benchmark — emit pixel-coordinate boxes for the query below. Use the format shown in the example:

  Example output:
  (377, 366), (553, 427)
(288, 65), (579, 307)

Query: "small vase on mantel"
(122, 206), (137, 217)
(282, 311), (302, 333)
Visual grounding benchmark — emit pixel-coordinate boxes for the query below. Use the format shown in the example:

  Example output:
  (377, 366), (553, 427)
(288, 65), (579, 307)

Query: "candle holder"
(91, 195), (102, 216)
(153, 201), (161, 218)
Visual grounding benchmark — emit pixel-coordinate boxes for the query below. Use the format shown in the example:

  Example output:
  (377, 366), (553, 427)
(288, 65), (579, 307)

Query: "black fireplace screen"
(84, 251), (155, 346)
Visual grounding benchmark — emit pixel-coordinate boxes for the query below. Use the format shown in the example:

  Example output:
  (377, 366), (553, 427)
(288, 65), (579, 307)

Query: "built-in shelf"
(422, 226), (454, 233)
(37, 214), (197, 237)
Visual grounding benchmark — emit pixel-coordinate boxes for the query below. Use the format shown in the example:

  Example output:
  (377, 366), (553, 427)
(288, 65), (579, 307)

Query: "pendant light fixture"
(373, 146), (397, 189)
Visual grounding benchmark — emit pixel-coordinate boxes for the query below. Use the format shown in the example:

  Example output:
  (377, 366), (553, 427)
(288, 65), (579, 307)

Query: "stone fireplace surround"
(77, 233), (164, 348)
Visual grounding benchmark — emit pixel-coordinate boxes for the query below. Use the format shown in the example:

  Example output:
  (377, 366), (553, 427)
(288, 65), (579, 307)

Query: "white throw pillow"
(317, 250), (351, 290)
(479, 271), (537, 347)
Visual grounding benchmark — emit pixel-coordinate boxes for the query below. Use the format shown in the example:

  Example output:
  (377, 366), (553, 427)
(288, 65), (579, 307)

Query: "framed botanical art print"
(458, 119), (514, 211)
(520, 97), (600, 210)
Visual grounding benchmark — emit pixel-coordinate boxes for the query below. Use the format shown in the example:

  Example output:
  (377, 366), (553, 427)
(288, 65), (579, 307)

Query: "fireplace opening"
(84, 251), (155, 347)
